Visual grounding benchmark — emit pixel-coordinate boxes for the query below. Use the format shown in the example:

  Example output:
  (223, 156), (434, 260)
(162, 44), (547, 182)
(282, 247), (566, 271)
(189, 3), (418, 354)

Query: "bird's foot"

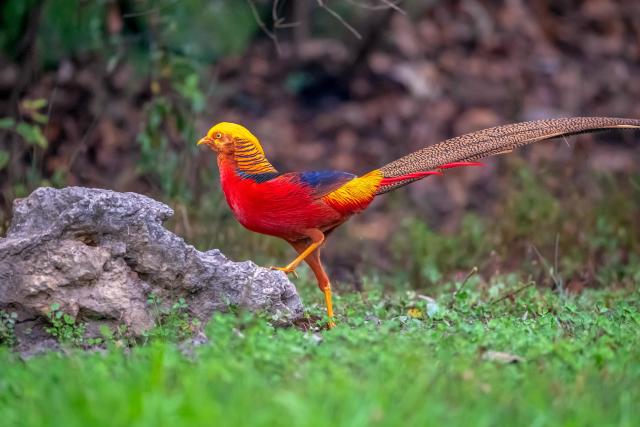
(269, 266), (299, 278)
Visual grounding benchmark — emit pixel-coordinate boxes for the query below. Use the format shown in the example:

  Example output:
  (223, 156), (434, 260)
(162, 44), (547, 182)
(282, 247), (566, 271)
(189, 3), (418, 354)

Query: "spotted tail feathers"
(375, 117), (640, 194)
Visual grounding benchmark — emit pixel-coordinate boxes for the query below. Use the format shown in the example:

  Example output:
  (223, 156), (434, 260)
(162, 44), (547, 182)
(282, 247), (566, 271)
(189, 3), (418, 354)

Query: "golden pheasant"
(198, 117), (640, 327)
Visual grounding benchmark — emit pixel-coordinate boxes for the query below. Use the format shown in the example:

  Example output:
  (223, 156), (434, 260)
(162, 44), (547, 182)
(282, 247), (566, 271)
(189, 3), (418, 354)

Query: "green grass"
(1, 280), (639, 427)
(1, 167), (638, 426)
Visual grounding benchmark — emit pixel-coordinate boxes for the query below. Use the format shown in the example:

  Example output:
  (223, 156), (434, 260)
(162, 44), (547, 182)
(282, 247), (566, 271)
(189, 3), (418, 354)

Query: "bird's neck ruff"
(217, 136), (279, 182)
(208, 122), (278, 178)
(232, 136), (278, 175)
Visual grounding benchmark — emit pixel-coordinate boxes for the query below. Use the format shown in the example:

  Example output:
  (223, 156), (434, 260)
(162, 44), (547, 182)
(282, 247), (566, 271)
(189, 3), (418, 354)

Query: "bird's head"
(198, 122), (276, 174)
(197, 122), (264, 156)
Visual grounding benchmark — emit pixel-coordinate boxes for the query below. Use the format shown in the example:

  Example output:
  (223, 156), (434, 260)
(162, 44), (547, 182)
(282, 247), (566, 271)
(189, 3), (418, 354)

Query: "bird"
(198, 117), (640, 328)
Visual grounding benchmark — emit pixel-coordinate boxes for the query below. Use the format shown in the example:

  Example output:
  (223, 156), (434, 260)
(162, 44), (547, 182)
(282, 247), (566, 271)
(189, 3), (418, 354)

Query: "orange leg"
(288, 240), (335, 329)
(270, 229), (324, 276)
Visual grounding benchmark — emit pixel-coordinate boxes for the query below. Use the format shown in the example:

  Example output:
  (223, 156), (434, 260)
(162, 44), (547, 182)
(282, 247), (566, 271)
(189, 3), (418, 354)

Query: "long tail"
(375, 117), (640, 195)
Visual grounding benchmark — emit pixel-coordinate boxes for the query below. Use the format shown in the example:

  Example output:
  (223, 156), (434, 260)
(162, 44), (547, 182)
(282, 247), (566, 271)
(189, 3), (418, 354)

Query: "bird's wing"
(281, 170), (382, 214)
(295, 170), (358, 198)
(318, 170), (384, 214)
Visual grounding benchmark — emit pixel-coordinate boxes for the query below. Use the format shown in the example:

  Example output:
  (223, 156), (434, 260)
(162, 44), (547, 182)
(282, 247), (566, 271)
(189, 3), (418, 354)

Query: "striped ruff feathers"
(234, 137), (278, 177)
(376, 117), (640, 194)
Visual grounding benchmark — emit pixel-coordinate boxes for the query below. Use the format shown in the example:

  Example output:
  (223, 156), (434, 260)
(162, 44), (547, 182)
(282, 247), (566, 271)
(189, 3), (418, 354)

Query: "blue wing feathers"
(299, 170), (355, 186)
(237, 168), (355, 196)
(298, 170), (356, 197)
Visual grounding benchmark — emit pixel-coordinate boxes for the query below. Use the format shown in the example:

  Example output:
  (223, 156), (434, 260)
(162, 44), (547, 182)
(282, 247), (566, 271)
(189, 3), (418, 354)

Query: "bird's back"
(219, 164), (381, 239)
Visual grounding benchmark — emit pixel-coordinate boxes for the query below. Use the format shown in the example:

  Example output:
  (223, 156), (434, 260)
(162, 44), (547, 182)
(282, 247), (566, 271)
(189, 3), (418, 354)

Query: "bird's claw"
(269, 266), (299, 278)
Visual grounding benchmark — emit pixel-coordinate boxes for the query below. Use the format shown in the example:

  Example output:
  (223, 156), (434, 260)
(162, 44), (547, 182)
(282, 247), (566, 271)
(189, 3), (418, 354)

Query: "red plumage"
(217, 157), (346, 241)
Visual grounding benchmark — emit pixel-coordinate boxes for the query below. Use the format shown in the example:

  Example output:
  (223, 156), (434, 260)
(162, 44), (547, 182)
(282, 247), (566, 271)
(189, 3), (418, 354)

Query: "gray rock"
(0, 187), (303, 352)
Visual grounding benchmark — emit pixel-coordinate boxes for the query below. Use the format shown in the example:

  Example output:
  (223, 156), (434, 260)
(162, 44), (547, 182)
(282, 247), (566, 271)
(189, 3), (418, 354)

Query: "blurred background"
(1, 0), (639, 292)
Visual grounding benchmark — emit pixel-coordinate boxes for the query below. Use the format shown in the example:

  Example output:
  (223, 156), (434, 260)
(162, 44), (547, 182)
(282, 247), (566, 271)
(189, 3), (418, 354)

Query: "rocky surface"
(0, 187), (303, 353)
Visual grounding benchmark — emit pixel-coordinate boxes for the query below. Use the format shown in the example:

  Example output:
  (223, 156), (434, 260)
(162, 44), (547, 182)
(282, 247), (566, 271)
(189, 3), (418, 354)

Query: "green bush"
(0, 310), (17, 347)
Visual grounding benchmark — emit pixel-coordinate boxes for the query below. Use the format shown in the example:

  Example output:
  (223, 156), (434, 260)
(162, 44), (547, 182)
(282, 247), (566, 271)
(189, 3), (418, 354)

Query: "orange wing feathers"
(321, 170), (383, 214)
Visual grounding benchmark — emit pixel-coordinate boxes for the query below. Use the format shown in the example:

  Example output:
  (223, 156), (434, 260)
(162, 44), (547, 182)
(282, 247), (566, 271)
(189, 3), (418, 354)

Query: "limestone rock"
(0, 187), (303, 352)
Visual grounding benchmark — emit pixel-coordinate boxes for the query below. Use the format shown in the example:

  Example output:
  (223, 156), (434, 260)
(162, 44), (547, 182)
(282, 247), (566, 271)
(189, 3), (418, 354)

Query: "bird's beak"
(198, 136), (219, 151)
(197, 136), (211, 146)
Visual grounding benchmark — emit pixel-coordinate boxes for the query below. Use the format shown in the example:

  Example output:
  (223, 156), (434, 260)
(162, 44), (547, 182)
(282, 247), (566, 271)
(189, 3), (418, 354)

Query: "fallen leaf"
(481, 350), (525, 364)
(407, 307), (423, 319)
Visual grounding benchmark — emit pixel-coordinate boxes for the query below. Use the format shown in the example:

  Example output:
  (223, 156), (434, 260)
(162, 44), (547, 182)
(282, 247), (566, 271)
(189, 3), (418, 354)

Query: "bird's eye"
(215, 132), (222, 139)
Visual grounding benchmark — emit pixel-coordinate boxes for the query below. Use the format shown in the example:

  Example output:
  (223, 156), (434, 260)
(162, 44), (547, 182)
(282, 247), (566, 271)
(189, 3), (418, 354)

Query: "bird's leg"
(295, 245), (335, 329)
(270, 229), (324, 275)
(323, 284), (335, 329)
